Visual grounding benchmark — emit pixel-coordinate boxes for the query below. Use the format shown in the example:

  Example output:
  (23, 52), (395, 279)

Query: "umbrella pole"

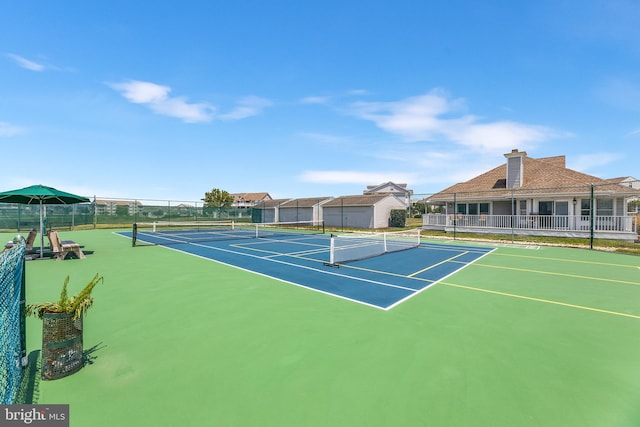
(39, 201), (44, 258)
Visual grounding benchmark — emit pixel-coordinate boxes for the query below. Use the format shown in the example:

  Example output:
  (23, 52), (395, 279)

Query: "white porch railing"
(422, 214), (635, 233)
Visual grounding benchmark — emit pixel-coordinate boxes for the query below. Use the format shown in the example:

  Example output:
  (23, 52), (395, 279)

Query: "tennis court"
(121, 222), (494, 310)
(7, 228), (640, 426)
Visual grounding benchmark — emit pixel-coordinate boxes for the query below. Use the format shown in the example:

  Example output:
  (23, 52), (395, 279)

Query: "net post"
(383, 232), (388, 253)
(132, 223), (138, 247)
(153, 222), (157, 233)
(329, 234), (335, 265)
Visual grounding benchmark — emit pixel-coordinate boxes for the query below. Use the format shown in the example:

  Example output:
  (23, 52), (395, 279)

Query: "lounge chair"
(47, 230), (85, 260)
(25, 228), (37, 251)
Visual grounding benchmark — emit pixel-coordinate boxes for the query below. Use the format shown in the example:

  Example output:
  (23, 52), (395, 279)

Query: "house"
(423, 149), (640, 241)
(322, 195), (407, 229)
(278, 197), (332, 223)
(605, 176), (640, 190)
(364, 182), (413, 206)
(230, 192), (272, 208)
(95, 199), (142, 216)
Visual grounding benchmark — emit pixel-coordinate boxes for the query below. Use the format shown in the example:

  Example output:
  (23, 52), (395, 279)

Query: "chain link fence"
(415, 179), (640, 245)
(0, 241), (26, 404)
(0, 182), (638, 246)
(0, 197), (257, 232)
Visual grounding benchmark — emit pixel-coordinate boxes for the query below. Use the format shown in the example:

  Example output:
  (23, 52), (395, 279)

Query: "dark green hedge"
(389, 209), (406, 227)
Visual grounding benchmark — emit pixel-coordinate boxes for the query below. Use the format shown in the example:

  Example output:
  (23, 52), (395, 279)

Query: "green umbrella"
(0, 185), (90, 258)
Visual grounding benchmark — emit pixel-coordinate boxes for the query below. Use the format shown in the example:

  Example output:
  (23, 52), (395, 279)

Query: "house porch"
(422, 213), (638, 241)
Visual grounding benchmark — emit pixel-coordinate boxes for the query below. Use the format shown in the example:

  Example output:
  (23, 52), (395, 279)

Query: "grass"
(420, 229), (640, 255)
(325, 216), (640, 255)
(402, 215), (640, 255)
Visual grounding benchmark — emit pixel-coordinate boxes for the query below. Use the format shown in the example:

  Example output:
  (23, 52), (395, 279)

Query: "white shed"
(322, 195), (407, 229)
(252, 199), (290, 223)
(278, 197), (332, 223)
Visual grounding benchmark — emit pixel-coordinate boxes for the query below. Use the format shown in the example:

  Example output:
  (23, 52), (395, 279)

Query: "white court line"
(138, 234), (497, 311)
(385, 248), (498, 310)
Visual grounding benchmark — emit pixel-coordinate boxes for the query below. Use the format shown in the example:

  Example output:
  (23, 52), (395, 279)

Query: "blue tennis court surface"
(121, 230), (495, 310)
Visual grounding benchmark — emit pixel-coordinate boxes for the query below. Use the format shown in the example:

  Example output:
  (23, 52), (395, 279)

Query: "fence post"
(93, 196), (97, 229)
(20, 256), (27, 367)
(453, 192), (457, 240)
(511, 188), (515, 243)
(590, 184), (594, 249)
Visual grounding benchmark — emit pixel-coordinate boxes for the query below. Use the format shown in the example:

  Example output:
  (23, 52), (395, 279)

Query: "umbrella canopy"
(0, 184), (90, 205)
(0, 185), (90, 258)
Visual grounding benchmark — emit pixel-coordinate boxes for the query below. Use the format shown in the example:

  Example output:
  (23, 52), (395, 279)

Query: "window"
(456, 204), (467, 214)
(479, 203), (490, 215)
(519, 200), (527, 215)
(539, 201), (553, 215)
(580, 199), (590, 216)
(556, 201), (568, 216)
(468, 203), (478, 215)
(596, 199), (613, 216)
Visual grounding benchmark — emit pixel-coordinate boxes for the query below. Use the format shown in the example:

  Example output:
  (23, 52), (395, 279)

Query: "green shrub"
(389, 209), (406, 227)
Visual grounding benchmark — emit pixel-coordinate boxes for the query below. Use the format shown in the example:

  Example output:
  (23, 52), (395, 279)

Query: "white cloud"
(219, 96), (272, 120)
(446, 120), (554, 151)
(350, 89), (463, 139)
(360, 147), (502, 190)
(109, 80), (215, 123)
(350, 89), (559, 151)
(109, 80), (270, 123)
(6, 53), (45, 71)
(297, 89), (567, 193)
(300, 96), (331, 104)
(0, 121), (25, 137)
(300, 170), (418, 185)
(111, 80), (171, 104)
(149, 97), (216, 123)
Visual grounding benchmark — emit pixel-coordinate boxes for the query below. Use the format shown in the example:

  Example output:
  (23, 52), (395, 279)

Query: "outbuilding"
(322, 194), (407, 229)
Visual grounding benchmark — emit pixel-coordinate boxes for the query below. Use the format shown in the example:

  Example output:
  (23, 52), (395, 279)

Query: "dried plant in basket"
(26, 274), (104, 320)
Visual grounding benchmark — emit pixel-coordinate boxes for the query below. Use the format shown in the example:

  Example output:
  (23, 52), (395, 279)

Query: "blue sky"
(1, 1), (638, 202)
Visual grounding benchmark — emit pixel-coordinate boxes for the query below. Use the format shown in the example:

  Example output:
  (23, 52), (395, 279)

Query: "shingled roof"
(429, 150), (638, 201)
(280, 197), (332, 208)
(363, 182), (413, 195)
(254, 198), (291, 208)
(231, 192), (271, 203)
(323, 194), (400, 207)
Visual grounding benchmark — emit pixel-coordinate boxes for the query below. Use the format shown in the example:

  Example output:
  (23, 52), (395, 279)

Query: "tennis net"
(132, 220), (325, 246)
(328, 228), (421, 265)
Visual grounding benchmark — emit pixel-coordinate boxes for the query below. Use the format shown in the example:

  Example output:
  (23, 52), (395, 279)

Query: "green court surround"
(6, 230), (639, 427)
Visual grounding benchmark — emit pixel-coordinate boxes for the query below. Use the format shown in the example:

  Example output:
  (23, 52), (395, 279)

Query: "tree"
(412, 202), (426, 217)
(202, 188), (234, 208)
